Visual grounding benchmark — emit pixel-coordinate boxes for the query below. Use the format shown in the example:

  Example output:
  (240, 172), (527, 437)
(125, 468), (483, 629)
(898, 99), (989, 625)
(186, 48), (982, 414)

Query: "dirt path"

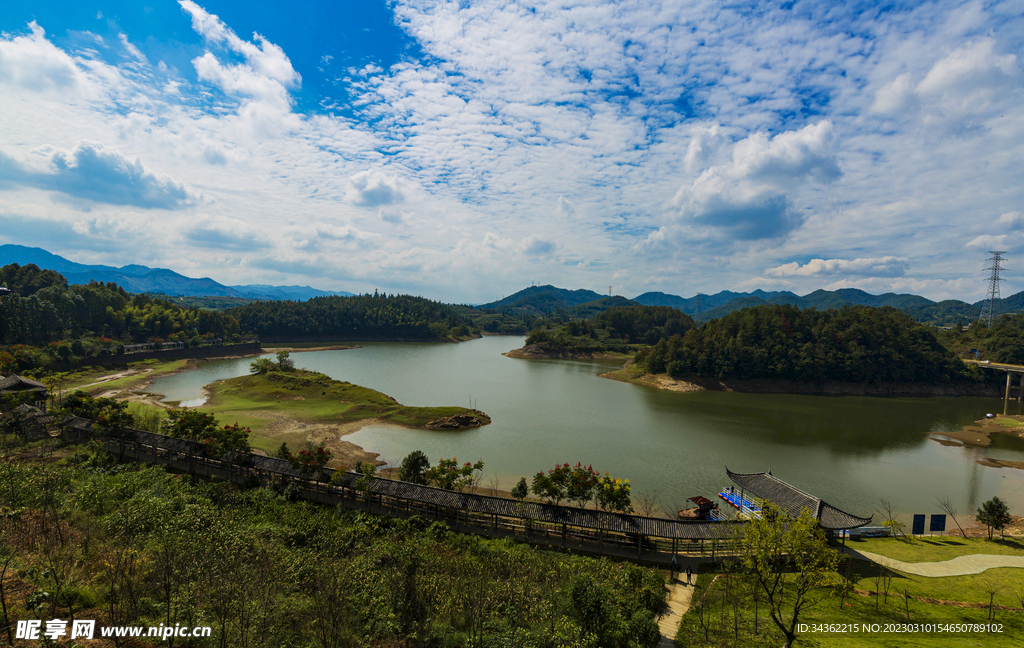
(65, 367), (155, 393)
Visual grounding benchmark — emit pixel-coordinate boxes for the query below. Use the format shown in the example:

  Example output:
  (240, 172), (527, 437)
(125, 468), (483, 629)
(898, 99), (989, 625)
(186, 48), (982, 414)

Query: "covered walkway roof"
(726, 468), (872, 530)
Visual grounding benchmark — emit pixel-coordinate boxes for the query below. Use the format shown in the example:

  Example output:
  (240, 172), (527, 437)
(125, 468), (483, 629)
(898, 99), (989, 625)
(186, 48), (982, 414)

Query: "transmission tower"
(981, 251), (1007, 326)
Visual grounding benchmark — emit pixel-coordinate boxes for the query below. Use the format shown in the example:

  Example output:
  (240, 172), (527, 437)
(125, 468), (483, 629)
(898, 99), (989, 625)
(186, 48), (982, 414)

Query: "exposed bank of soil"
(258, 344), (359, 353)
(599, 367), (1000, 397)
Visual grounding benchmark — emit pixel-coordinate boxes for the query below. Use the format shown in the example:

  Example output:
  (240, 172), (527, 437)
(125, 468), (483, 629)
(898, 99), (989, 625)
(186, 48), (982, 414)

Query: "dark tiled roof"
(0, 375), (47, 392)
(726, 468), (872, 530)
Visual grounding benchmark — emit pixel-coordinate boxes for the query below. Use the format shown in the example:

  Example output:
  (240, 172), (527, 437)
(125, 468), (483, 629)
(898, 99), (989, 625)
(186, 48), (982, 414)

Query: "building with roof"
(0, 375), (47, 410)
(726, 468), (872, 531)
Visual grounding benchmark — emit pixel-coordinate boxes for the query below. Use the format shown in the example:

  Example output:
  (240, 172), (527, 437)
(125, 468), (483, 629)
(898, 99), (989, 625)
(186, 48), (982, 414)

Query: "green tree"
(424, 457), (484, 492)
(743, 502), (840, 648)
(287, 441), (331, 480)
(531, 463), (572, 505)
(977, 496), (1012, 540)
(567, 462), (600, 508)
(250, 357), (274, 374)
(511, 477), (528, 501)
(595, 473), (632, 513)
(275, 351), (294, 371)
(161, 408), (218, 441)
(399, 450), (430, 484)
(161, 409), (249, 458)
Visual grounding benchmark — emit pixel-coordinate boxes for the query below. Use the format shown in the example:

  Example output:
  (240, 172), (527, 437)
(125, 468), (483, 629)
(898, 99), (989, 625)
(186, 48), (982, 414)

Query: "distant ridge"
(479, 284), (1017, 326)
(0, 245), (353, 301)
(634, 287), (991, 324)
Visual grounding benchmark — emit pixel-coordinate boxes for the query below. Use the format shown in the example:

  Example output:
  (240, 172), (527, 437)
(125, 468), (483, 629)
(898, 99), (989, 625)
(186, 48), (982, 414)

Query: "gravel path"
(844, 548), (1024, 576)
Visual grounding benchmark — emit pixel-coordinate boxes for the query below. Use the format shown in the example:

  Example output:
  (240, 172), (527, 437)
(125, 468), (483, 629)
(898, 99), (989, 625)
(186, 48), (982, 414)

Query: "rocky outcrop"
(425, 411), (492, 429)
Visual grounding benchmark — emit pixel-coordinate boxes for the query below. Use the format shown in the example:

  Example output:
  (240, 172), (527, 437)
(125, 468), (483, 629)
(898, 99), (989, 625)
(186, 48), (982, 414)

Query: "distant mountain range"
(477, 284), (1024, 326)
(4, 244), (1021, 323)
(0, 245), (353, 301)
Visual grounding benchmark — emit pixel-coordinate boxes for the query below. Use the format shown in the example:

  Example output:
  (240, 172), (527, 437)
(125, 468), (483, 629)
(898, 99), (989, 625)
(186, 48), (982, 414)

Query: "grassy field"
(676, 542), (1024, 648)
(854, 536), (1024, 562)
(678, 567), (1024, 647)
(991, 417), (1024, 428)
(200, 369), (489, 436)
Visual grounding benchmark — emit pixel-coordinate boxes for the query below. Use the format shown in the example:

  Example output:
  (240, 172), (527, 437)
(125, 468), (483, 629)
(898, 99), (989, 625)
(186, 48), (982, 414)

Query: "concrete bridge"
(965, 359), (1024, 415)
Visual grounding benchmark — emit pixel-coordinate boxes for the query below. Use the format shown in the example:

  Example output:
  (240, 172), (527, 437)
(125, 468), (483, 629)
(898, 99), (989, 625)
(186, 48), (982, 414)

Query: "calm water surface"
(148, 336), (1024, 520)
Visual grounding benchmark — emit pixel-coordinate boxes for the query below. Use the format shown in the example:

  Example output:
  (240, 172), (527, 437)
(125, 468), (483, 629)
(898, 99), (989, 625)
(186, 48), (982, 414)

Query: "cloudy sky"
(1, 0), (1022, 303)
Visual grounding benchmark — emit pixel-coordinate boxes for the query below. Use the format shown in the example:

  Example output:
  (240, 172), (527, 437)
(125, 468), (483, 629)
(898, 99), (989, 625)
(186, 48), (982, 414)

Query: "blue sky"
(1, 0), (1023, 302)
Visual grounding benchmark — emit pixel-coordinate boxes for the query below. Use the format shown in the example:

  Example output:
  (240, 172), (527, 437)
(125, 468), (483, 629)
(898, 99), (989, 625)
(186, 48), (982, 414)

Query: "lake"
(147, 336), (1024, 521)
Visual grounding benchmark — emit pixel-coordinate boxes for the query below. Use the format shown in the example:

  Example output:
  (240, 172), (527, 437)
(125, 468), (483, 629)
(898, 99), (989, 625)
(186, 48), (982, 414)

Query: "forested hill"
(476, 285), (607, 314)
(521, 305), (696, 355)
(227, 294), (477, 340)
(0, 263), (239, 348)
(635, 304), (973, 384)
(938, 312), (1024, 365)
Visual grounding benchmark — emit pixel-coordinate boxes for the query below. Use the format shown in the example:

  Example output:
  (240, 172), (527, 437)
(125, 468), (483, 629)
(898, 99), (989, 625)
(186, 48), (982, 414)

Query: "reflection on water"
(147, 337), (1024, 518)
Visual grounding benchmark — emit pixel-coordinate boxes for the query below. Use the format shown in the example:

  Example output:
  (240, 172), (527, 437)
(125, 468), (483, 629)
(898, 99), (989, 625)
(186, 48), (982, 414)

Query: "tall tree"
(976, 496), (1012, 540)
(742, 503), (840, 648)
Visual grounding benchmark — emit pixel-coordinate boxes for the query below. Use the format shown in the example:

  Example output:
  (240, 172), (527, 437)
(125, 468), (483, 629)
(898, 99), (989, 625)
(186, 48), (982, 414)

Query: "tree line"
(524, 305), (696, 354)
(635, 304), (973, 383)
(226, 293), (478, 340)
(0, 263), (241, 345)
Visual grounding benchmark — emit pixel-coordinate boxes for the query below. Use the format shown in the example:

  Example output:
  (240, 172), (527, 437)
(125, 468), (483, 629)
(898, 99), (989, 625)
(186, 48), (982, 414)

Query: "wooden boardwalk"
(59, 419), (745, 566)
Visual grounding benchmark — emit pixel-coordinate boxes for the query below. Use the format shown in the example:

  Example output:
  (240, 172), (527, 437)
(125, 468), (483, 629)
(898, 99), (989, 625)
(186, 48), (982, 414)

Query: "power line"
(981, 251), (1007, 326)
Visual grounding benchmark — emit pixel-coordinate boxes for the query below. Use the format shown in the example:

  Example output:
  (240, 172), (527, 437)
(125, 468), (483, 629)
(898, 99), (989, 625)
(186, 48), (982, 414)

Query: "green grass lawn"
(677, 561), (1024, 648)
(853, 536), (1024, 562)
(991, 417), (1024, 428)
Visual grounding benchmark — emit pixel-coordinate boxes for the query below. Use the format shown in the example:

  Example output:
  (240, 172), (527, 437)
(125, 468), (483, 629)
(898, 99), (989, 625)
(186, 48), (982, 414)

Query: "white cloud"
(871, 73), (915, 115)
(0, 142), (194, 209)
(767, 257), (910, 278)
(734, 276), (796, 291)
(966, 234), (1010, 249)
(118, 33), (147, 64)
(346, 171), (407, 207)
(521, 235), (556, 257)
(1, 1), (1023, 303)
(646, 121), (841, 245)
(556, 196), (575, 219)
(995, 212), (1024, 230)
(0, 22), (86, 95)
(179, 0), (299, 90)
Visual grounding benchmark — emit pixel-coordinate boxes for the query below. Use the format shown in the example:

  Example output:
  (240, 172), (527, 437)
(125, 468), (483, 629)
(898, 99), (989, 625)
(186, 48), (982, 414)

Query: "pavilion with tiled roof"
(0, 375), (48, 410)
(726, 468), (872, 530)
